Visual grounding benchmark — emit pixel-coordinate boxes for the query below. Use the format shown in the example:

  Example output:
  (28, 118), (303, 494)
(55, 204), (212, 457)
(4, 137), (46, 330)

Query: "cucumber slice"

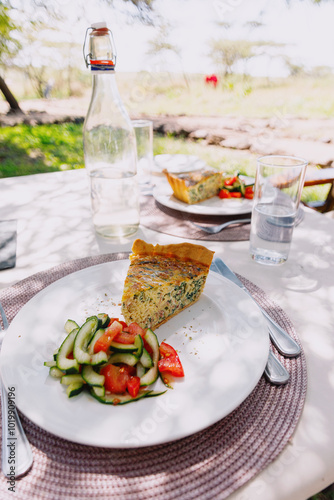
(44, 360), (56, 368)
(66, 382), (84, 398)
(73, 316), (105, 365)
(136, 361), (146, 378)
(92, 386), (105, 398)
(90, 350), (108, 366)
(90, 387), (152, 405)
(61, 374), (84, 386)
(140, 348), (153, 368)
(144, 390), (167, 398)
(64, 319), (79, 334)
(56, 329), (80, 374)
(49, 366), (64, 378)
(109, 353), (138, 366)
(82, 365), (105, 387)
(108, 341), (138, 353)
(97, 313), (110, 328)
(134, 334), (143, 359)
(139, 329), (159, 386)
(88, 328), (105, 355)
(108, 334), (143, 356)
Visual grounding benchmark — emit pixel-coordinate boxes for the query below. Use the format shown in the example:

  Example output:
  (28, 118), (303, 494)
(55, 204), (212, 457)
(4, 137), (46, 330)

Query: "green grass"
(0, 122), (329, 205)
(0, 123), (84, 177)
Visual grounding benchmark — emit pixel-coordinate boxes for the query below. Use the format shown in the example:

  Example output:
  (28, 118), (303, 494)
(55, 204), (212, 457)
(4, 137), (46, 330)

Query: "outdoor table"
(0, 169), (333, 500)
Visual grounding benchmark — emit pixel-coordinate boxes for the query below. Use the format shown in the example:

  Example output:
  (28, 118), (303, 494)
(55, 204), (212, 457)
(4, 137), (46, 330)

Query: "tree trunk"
(0, 75), (24, 114)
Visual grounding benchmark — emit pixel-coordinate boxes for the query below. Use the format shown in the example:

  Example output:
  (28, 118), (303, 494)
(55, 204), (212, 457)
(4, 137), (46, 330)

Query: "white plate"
(0, 261), (269, 448)
(153, 184), (253, 216)
(153, 154), (207, 175)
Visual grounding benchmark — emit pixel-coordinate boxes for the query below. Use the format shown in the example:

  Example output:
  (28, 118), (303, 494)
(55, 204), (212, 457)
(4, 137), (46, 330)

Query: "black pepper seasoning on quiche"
(121, 239), (214, 330)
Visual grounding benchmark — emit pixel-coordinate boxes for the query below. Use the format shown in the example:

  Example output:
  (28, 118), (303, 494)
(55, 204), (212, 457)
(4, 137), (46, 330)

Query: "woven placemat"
(140, 195), (251, 241)
(0, 253), (307, 500)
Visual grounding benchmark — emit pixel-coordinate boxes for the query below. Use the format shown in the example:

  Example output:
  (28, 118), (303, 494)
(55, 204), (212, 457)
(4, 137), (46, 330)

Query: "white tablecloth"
(0, 169), (333, 500)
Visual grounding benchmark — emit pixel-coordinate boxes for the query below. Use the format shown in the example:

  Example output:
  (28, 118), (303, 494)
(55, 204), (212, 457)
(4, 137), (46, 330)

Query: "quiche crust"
(121, 239), (214, 330)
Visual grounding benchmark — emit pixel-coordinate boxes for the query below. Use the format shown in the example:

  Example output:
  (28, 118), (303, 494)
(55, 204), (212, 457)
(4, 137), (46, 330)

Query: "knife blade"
(211, 257), (301, 358)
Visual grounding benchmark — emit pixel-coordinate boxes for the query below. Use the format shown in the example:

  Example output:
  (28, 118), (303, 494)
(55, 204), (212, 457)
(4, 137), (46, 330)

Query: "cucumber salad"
(44, 314), (184, 405)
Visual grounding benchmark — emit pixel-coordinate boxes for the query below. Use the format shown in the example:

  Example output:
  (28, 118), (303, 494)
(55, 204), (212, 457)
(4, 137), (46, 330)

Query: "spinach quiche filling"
(121, 240), (214, 330)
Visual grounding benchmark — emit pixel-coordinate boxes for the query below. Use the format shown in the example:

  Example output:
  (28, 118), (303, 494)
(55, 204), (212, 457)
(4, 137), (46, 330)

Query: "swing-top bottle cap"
(91, 21), (107, 30)
(84, 21), (116, 69)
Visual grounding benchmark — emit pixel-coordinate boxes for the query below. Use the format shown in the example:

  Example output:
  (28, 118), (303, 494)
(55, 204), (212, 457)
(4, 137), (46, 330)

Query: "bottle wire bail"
(83, 26), (117, 69)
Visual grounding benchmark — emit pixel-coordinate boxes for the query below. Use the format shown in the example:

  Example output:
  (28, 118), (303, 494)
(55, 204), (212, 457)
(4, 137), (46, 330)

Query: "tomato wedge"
(158, 342), (184, 377)
(218, 188), (231, 199)
(94, 320), (123, 353)
(224, 176), (237, 186)
(244, 186), (254, 199)
(127, 376), (141, 398)
(114, 322), (146, 344)
(108, 318), (128, 329)
(100, 364), (135, 394)
(124, 322), (146, 336)
(230, 191), (242, 198)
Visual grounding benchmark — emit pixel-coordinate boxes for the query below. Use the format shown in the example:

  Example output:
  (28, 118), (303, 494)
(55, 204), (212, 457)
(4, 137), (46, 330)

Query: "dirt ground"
(1, 97), (334, 167)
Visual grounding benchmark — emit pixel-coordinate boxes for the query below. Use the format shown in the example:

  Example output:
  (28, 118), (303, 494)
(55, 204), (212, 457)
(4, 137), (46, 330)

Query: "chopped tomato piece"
(244, 186), (254, 199)
(158, 342), (184, 377)
(100, 364), (134, 394)
(108, 318), (128, 329)
(127, 376), (141, 398)
(94, 320), (123, 353)
(224, 176), (237, 186)
(230, 191), (242, 198)
(218, 188), (231, 199)
(113, 330), (137, 344)
(114, 322), (146, 344)
(123, 322), (146, 337)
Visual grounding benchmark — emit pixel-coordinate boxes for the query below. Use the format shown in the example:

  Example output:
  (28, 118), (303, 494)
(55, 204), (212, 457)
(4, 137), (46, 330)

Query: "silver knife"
(211, 257), (301, 357)
(210, 259), (290, 385)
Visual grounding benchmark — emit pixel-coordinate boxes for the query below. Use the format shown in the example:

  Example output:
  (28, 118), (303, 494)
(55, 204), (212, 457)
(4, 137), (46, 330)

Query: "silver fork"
(0, 302), (33, 478)
(191, 218), (251, 234)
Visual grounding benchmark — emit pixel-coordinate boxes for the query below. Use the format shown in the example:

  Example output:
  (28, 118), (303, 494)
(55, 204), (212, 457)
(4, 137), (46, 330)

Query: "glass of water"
(249, 155), (308, 265)
(132, 120), (153, 184)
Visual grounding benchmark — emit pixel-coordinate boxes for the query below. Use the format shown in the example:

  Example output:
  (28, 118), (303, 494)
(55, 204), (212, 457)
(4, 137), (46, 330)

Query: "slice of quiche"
(121, 239), (214, 330)
(164, 168), (222, 204)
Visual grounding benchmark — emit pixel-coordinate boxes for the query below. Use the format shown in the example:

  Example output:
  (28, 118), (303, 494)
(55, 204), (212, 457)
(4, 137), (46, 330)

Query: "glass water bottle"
(83, 22), (139, 238)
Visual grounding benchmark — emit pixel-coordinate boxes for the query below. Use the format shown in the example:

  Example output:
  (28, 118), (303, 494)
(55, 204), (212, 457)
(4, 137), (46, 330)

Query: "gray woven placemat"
(140, 195), (251, 241)
(0, 253), (307, 500)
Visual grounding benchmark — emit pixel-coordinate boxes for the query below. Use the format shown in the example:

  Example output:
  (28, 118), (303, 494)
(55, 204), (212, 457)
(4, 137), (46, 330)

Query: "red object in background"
(205, 74), (218, 88)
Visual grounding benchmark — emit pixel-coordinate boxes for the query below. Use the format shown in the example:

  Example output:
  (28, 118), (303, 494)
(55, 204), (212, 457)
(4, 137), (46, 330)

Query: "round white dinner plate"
(152, 154), (207, 175)
(0, 260), (269, 448)
(153, 184), (253, 215)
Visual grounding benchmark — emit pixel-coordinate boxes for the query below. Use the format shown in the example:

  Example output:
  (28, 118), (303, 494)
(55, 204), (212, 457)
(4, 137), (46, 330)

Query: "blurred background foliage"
(0, 0), (334, 215)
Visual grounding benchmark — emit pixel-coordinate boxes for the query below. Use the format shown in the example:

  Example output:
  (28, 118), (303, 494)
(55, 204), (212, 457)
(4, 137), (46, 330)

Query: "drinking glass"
(249, 155), (307, 265)
(132, 120), (153, 183)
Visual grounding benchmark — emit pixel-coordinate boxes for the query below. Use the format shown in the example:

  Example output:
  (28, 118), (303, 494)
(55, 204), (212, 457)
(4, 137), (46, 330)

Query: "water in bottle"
(83, 22), (139, 238)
